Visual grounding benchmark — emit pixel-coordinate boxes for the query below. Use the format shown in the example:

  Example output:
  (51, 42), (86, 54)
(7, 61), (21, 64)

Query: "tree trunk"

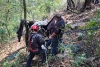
(23, 0), (26, 19)
(67, 0), (75, 10)
(80, 0), (92, 12)
(23, 0), (28, 47)
(5, 0), (10, 37)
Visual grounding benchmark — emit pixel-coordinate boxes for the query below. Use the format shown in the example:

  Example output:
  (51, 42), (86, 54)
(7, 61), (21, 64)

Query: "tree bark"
(23, 0), (28, 47)
(5, 0), (10, 37)
(67, 0), (75, 10)
(80, 0), (92, 12)
(23, 0), (26, 19)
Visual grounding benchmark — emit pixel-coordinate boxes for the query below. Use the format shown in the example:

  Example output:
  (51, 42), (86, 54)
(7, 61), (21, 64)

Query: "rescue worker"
(46, 14), (65, 55)
(26, 25), (46, 67)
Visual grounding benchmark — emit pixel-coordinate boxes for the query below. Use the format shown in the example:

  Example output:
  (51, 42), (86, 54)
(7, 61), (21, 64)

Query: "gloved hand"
(41, 45), (47, 50)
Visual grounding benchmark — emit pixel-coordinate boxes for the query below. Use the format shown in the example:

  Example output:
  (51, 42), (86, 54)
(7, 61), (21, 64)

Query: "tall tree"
(23, 0), (28, 47)
(23, 0), (26, 19)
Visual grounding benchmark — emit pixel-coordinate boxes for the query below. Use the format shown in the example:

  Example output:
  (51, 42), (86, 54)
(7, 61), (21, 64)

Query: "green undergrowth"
(1, 52), (27, 67)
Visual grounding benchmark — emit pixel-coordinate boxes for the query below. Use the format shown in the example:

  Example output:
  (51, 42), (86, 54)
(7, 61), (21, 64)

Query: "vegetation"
(70, 10), (100, 67)
(0, 0), (64, 44)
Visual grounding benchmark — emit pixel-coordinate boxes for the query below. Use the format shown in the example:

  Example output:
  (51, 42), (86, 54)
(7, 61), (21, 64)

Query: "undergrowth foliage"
(0, 0), (65, 44)
(2, 52), (27, 67)
(70, 10), (100, 67)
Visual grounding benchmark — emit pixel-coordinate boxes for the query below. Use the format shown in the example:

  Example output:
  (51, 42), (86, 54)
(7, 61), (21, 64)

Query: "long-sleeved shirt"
(53, 18), (65, 34)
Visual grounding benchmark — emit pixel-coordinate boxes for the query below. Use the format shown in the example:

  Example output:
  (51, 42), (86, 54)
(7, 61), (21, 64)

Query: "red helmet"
(31, 25), (38, 31)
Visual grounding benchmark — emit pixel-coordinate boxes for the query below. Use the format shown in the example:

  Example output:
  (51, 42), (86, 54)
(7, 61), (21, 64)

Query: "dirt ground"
(0, 38), (26, 62)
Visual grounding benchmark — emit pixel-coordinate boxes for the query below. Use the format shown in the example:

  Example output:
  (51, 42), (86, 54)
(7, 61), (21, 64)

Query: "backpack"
(28, 33), (38, 52)
(28, 33), (33, 48)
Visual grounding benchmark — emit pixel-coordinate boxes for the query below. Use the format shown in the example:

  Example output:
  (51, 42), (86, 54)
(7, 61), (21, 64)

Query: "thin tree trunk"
(5, 0), (10, 37)
(23, 0), (28, 47)
(23, 0), (26, 19)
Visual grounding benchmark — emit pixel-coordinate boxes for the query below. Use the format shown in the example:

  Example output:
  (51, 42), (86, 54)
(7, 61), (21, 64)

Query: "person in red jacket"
(26, 25), (46, 67)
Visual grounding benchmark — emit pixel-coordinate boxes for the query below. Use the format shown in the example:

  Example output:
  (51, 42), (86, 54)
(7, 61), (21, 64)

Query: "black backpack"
(27, 33), (34, 51)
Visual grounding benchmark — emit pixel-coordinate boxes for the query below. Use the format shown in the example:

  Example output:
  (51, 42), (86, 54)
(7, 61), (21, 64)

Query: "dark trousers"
(46, 36), (58, 55)
(26, 50), (46, 67)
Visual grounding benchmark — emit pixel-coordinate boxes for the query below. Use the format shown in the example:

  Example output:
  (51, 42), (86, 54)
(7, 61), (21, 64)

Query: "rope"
(65, 26), (100, 34)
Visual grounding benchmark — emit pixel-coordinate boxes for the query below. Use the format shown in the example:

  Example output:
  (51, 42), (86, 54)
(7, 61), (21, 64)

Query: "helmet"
(55, 14), (61, 19)
(31, 25), (38, 31)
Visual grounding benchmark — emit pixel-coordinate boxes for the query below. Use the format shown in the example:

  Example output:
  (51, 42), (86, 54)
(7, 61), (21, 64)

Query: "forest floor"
(0, 4), (100, 67)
